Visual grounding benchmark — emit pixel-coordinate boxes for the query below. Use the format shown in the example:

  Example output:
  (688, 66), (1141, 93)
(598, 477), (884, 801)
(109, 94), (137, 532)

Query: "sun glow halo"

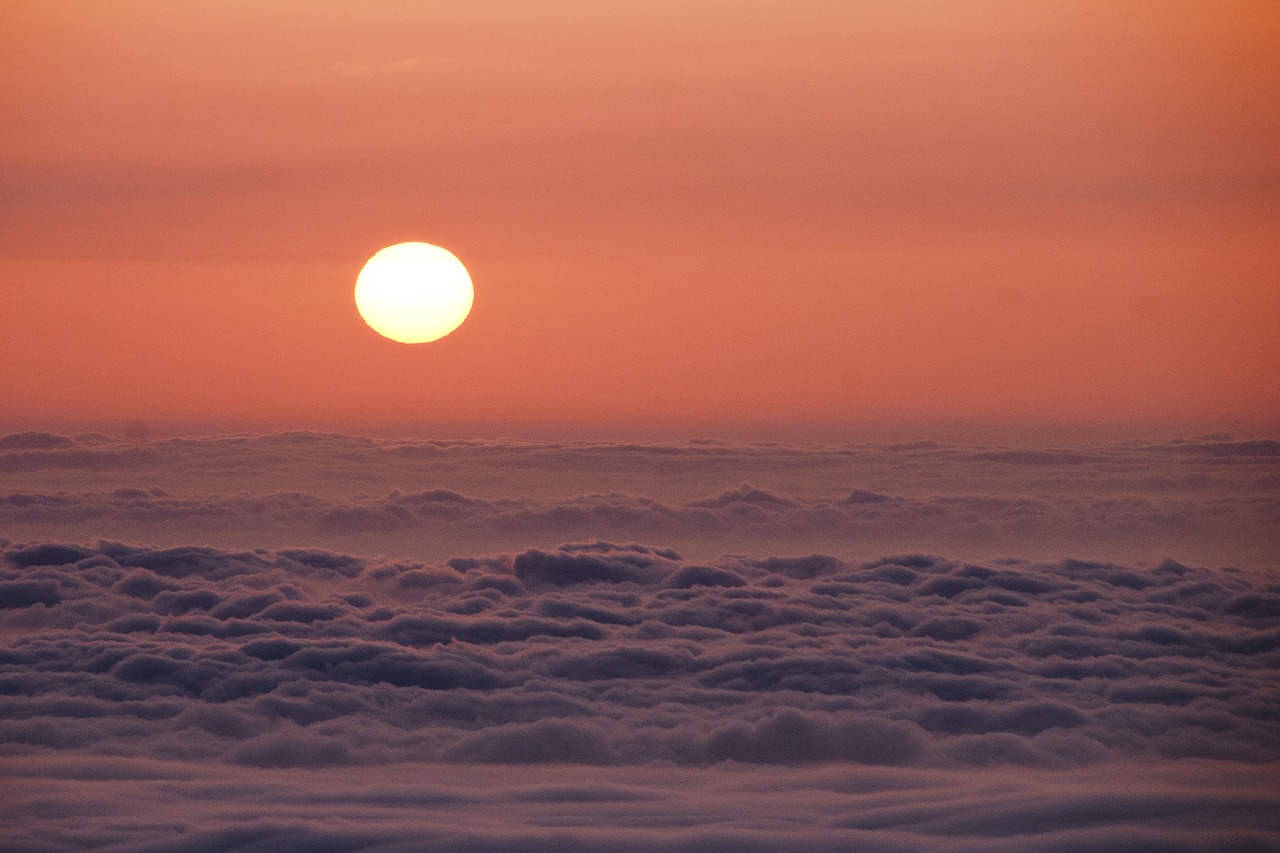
(355, 242), (474, 344)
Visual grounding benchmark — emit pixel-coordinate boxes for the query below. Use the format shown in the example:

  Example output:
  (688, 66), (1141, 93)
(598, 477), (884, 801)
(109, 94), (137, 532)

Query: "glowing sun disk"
(355, 242), (473, 344)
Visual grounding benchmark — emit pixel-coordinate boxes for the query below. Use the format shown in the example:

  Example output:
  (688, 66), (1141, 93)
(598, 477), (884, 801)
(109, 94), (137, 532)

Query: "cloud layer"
(2, 536), (1278, 851)
(2, 431), (1276, 568)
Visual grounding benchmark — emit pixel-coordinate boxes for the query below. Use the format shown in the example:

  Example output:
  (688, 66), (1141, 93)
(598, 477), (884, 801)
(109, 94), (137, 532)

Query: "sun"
(354, 242), (474, 343)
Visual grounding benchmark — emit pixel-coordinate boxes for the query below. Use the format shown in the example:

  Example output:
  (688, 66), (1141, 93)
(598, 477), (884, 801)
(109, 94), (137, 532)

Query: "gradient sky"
(2, 1), (1277, 439)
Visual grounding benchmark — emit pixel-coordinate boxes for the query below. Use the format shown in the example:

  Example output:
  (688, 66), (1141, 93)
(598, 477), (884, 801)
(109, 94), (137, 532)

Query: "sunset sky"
(3, 1), (1277, 439)
(4, 6), (1280, 852)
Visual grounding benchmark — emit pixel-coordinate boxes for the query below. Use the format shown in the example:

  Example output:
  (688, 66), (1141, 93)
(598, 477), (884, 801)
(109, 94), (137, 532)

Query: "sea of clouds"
(2, 430), (1277, 568)
(1, 432), (1278, 851)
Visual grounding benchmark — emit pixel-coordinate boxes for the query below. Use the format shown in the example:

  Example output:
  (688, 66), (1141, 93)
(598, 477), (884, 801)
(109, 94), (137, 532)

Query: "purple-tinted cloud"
(0, 432), (1276, 568)
(1, 430), (1277, 850)
(2, 536), (1279, 849)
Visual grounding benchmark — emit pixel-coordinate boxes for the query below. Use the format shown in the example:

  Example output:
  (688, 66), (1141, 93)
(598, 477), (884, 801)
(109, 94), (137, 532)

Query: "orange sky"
(2, 1), (1277, 440)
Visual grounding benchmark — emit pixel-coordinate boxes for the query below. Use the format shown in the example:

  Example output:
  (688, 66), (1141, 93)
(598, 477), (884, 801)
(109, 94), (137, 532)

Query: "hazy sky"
(2, 1), (1277, 439)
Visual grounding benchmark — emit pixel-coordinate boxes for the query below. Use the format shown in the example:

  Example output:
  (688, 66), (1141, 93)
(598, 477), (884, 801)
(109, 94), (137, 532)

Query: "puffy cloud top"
(1, 430), (1278, 850)
(1, 432), (1276, 569)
